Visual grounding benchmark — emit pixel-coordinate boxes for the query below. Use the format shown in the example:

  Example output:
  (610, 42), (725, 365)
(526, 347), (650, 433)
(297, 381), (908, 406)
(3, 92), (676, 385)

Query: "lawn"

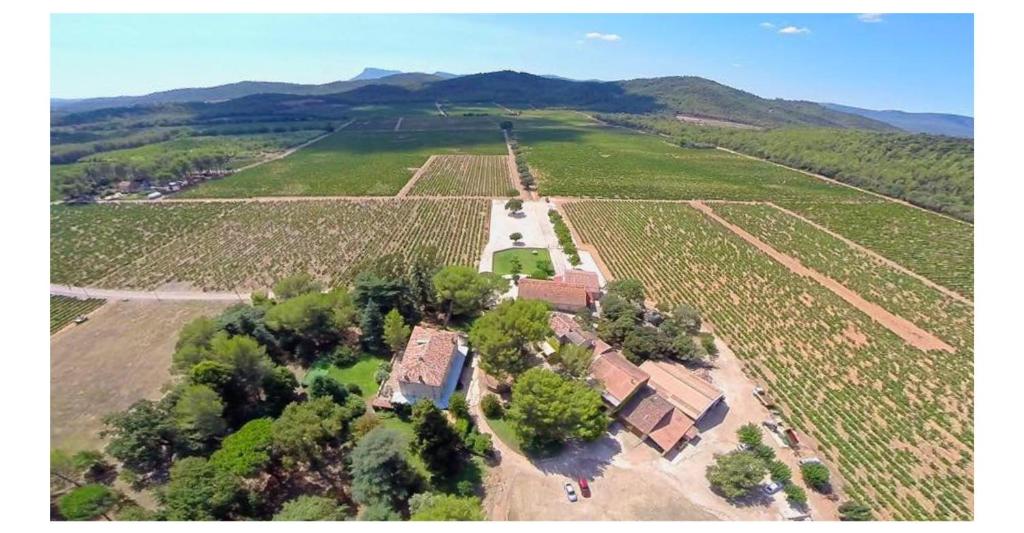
(492, 248), (553, 278)
(302, 354), (389, 398)
(483, 414), (523, 454)
(183, 129), (507, 197)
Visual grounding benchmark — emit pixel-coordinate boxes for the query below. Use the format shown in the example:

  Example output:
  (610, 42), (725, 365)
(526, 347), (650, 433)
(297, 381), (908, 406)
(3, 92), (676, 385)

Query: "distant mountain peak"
(350, 68), (404, 81)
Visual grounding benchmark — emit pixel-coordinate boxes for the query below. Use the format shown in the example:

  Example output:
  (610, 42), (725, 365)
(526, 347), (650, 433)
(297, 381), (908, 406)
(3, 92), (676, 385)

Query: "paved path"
(50, 284), (249, 302)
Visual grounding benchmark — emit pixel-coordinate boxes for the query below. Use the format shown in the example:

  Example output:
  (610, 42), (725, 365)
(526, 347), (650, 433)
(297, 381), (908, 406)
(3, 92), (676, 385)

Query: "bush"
(737, 423), (763, 447)
(752, 443), (776, 462)
(467, 431), (494, 457)
(801, 463), (830, 492)
(783, 483), (808, 505)
(838, 501), (874, 521)
(481, 394), (504, 419)
(767, 460), (792, 483)
(58, 484), (118, 521)
(330, 345), (360, 366)
(705, 451), (766, 500)
(448, 392), (469, 420)
(346, 383), (362, 396)
(453, 418), (472, 439)
(374, 368), (390, 385)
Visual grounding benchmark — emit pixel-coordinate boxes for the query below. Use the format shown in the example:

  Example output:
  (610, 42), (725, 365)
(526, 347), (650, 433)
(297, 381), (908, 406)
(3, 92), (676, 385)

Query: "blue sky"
(51, 13), (974, 115)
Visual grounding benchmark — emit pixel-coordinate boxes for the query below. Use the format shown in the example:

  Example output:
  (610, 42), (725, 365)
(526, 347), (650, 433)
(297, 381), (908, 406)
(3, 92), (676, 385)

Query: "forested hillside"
(597, 113), (974, 221)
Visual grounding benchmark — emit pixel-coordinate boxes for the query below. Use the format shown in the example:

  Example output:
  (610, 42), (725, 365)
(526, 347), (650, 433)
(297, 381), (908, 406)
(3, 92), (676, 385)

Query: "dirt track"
(692, 201), (954, 353)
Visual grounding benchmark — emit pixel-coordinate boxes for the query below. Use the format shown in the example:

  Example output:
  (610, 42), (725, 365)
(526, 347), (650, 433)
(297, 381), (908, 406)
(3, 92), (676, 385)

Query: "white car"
(564, 482), (578, 502)
(798, 457), (822, 466)
(763, 482), (783, 495)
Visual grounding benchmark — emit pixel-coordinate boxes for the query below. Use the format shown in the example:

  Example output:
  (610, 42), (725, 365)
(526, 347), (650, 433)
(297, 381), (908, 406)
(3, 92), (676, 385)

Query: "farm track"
(229, 119), (355, 173)
(51, 284), (249, 302)
(395, 155), (438, 197)
(692, 201), (954, 353)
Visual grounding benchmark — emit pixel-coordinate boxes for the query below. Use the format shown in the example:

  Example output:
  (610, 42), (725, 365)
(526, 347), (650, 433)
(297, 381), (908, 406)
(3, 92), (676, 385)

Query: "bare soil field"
(50, 299), (231, 451)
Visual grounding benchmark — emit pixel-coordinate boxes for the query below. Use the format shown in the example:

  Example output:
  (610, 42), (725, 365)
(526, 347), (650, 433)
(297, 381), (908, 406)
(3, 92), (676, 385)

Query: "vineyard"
(408, 155), (516, 197)
(51, 199), (490, 291)
(50, 295), (105, 334)
(563, 200), (973, 521)
(521, 125), (870, 202)
(182, 129), (507, 198)
(777, 201), (974, 298)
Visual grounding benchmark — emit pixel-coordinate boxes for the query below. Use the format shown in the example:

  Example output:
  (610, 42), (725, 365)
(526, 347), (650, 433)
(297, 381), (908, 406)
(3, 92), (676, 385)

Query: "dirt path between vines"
(395, 155), (438, 197)
(691, 201), (955, 353)
(231, 119), (354, 173)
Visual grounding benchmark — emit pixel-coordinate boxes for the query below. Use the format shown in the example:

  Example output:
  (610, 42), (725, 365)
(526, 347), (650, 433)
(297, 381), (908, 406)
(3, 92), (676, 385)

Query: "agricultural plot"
(563, 200), (973, 521)
(522, 126), (871, 202)
(50, 295), (105, 334)
(778, 201), (974, 298)
(50, 199), (490, 291)
(81, 132), (320, 169)
(711, 203), (974, 352)
(183, 129), (507, 197)
(408, 155), (516, 197)
(400, 115), (502, 131)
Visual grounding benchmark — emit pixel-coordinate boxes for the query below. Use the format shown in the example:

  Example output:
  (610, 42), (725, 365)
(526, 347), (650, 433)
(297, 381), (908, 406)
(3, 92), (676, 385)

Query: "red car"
(578, 478), (591, 498)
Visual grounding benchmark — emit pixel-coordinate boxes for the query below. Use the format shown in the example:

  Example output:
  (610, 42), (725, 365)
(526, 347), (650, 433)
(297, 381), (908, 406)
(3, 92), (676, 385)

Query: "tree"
(667, 303), (702, 335)
(101, 399), (176, 480)
(160, 457), (242, 521)
(351, 427), (419, 509)
(382, 308), (411, 355)
(784, 483), (808, 505)
(409, 493), (484, 521)
(188, 360), (234, 394)
(500, 121), (514, 132)
(358, 502), (401, 521)
(58, 484), (117, 521)
(448, 392), (469, 420)
(551, 343), (593, 379)
(51, 449), (112, 491)
(261, 365), (299, 417)
(504, 198), (523, 213)
(173, 384), (228, 452)
(767, 460), (792, 483)
(605, 278), (645, 305)
(411, 400), (464, 481)
(353, 412), (382, 439)
(622, 325), (673, 362)
(838, 501), (874, 521)
(506, 368), (608, 448)
(217, 304), (280, 357)
(705, 451), (766, 499)
(360, 300), (385, 353)
(209, 418), (273, 478)
(271, 397), (347, 469)
(469, 299), (550, 379)
(172, 316), (220, 372)
(509, 256), (522, 281)
(433, 266), (507, 325)
(308, 375), (350, 405)
(801, 463), (831, 492)
(509, 232), (523, 244)
(737, 423), (763, 447)
(272, 273), (323, 299)
(265, 290), (357, 358)
(273, 495), (349, 521)
(480, 394), (504, 419)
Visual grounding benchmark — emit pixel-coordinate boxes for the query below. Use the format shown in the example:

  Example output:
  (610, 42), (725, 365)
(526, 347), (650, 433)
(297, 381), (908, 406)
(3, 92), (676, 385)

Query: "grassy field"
(303, 354), (388, 398)
(184, 129), (507, 197)
(521, 125), (871, 202)
(564, 200), (973, 521)
(82, 132), (321, 169)
(51, 199), (490, 291)
(777, 201), (974, 298)
(50, 295), (106, 334)
(492, 248), (553, 277)
(409, 155), (516, 197)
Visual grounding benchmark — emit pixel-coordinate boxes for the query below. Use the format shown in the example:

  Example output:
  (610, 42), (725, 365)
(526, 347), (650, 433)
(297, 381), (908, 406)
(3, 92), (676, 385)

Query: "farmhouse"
(549, 311), (595, 348)
(553, 269), (602, 300)
(376, 325), (468, 409)
(639, 360), (725, 423)
(589, 345), (648, 408)
(517, 278), (590, 312)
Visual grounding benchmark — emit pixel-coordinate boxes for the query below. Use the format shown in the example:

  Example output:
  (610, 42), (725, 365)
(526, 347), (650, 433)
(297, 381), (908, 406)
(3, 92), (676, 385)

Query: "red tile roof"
(618, 389), (674, 434)
(396, 325), (460, 388)
(647, 408), (696, 452)
(590, 350), (649, 406)
(518, 278), (589, 310)
(554, 270), (601, 294)
(639, 360), (724, 421)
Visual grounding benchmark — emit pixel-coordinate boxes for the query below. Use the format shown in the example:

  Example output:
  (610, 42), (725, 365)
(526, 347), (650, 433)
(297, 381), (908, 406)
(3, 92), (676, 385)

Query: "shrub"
(346, 383), (362, 396)
(467, 431), (494, 457)
(58, 484), (118, 521)
(737, 423), (763, 447)
(801, 463), (831, 492)
(783, 483), (808, 505)
(752, 443), (776, 463)
(330, 345), (360, 366)
(481, 394), (504, 418)
(839, 501), (874, 521)
(767, 460), (792, 483)
(448, 392), (469, 420)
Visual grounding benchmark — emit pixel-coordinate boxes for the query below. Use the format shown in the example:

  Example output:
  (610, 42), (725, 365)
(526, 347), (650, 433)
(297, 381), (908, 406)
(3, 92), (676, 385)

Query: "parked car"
(798, 457), (822, 466)
(73, 315), (88, 325)
(763, 481), (783, 495)
(564, 482), (578, 502)
(578, 478), (590, 497)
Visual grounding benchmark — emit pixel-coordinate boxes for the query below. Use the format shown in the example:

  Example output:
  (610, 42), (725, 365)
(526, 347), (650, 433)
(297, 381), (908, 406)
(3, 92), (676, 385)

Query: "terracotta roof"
(618, 389), (674, 434)
(396, 326), (460, 388)
(639, 360), (724, 421)
(549, 312), (594, 345)
(517, 278), (588, 309)
(590, 350), (649, 406)
(554, 270), (601, 293)
(647, 407), (696, 452)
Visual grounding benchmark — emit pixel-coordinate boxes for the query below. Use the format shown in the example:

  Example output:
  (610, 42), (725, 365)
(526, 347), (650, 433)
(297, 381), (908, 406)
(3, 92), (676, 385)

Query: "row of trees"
(504, 125), (537, 191)
(547, 210), (582, 266)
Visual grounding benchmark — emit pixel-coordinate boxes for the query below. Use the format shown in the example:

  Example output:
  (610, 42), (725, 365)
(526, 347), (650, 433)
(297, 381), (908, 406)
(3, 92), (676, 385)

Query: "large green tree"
(265, 289), (357, 358)
(271, 397), (348, 469)
(550, 343), (594, 379)
(160, 457), (242, 521)
(272, 273), (323, 299)
(506, 368), (608, 448)
(382, 308), (410, 355)
(273, 495), (349, 521)
(432, 266), (507, 325)
(469, 299), (550, 379)
(101, 399), (176, 480)
(208, 418), (274, 478)
(411, 400), (463, 480)
(58, 484), (118, 521)
(705, 451), (766, 499)
(350, 427), (419, 509)
(173, 384), (228, 452)
(409, 493), (484, 521)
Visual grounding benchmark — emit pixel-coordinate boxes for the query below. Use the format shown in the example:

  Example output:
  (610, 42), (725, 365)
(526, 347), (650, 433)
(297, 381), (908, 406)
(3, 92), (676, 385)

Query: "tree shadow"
(527, 430), (622, 482)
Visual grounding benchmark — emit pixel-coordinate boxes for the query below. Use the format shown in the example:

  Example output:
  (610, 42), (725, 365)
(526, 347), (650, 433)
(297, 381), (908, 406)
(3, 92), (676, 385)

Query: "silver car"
(564, 482), (578, 502)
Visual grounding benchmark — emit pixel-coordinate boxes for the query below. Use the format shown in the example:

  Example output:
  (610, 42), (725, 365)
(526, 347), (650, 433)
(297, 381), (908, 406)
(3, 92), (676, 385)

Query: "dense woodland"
(597, 113), (974, 221)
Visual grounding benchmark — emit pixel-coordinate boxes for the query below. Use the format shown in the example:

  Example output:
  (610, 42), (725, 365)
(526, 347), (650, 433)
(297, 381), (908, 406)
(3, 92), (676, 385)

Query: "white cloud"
(778, 26), (811, 35)
(584, 32), (622, 42)
(858, 13), (884, 23)
(759, 22), (775, 29)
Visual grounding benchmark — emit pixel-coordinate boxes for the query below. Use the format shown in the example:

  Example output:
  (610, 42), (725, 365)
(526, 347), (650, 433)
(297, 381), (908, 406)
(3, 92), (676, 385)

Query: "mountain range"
(51, 68), (971, 136)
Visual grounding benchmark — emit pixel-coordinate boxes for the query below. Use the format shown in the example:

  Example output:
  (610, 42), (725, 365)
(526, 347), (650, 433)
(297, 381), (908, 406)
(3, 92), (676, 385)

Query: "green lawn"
(183, 129), (507, 197)
(492, 248), (553, 278)
(302, 354), (388, 398)
(483, 414), (523, 455)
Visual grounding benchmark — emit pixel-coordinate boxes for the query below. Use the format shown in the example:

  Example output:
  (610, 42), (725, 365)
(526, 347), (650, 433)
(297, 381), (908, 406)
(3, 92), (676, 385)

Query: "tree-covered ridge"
(597, 113), (974, 221)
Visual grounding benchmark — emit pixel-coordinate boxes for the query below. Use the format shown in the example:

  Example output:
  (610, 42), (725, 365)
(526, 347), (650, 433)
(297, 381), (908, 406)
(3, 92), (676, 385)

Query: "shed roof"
(618, 388), (674, 435)
(639, 360), (724, 421)
(589, 349), (649, 406)
(554, 270), (601, 293)
(517, 278), (588, 309)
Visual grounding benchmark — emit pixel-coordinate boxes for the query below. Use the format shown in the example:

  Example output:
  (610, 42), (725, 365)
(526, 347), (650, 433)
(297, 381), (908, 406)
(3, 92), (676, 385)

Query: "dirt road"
(51, 284), (249, 302)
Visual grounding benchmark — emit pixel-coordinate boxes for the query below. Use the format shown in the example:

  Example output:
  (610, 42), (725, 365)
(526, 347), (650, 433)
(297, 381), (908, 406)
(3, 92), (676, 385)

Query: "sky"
(50, 13), (974, 115)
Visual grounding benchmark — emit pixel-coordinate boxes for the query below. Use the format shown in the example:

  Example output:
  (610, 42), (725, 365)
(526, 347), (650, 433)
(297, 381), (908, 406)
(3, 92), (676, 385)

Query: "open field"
(777, 201), (974, 298)
(51, 199), (490, 291)
(50, 295), (106, 334)
(563, 200), (973, 520)
(522, 125), (872, 202)
(302, 354), (389, 399)
(183, 129), (507, 197)
(408, 154), (516, 197)
(51, 299), (231, 451)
